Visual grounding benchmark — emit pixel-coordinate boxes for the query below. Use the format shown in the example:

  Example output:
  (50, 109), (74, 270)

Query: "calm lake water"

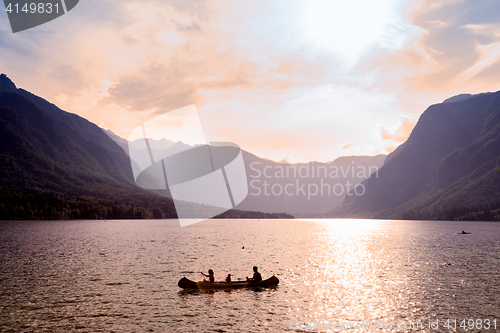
(0, 219), (499, 332)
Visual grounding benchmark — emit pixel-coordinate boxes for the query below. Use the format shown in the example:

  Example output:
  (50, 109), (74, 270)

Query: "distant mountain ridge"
(104, 129), (129, 153)
(0, 74), (293, 219)
(104, 130), (386, 215)
(238, 151), (386, 215)
(333, 90), (500, 220)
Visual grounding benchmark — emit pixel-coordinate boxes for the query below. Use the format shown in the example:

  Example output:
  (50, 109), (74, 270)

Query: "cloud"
(2, 0), (500, 163)
(375, 115), (417, 154)
(347, 0), (500, 129)
(462, 23), (500, 38)
(410, 0), (500, 83)
(52, 1), (338, 123)
(380, 116), (417, 142)
(340, 142), (353, 150)
(383, 145), (400, 153)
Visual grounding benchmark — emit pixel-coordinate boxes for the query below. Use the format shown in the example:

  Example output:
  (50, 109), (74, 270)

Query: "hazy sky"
(1, 0), (500, 162)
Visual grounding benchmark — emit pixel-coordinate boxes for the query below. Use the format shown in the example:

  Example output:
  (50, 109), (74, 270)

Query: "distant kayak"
(178, 276), (279, 290)
(456, 232), (471, 234)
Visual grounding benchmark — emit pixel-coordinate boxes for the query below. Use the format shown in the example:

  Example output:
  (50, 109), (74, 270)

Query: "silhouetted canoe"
(178, 276), (279, 289)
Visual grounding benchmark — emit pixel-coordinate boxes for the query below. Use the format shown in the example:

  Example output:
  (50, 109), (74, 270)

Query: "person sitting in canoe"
(225, 274), (232, 283)
(201, 269), (215, 283)
(247, 266), (262, 282)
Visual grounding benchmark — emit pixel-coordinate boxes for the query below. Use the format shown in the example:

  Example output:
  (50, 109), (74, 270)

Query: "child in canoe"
(201, 269), (215, 283)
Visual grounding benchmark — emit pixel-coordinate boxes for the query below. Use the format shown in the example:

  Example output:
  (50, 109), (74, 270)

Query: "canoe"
(178, 275), (279, 290)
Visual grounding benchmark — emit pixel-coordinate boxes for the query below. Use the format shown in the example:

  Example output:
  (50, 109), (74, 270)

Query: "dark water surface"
(0, 219), (499, 332)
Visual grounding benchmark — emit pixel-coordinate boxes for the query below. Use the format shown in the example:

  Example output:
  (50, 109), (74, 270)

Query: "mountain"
(0, 73), (17, 92)
(1, 71), (381, 219)
(105, 130), (198, 162)
(16, 87), (135, 185)
(443, 93), (473, 103)
(236, 151), (386, 215)
(0, 74), (182, 219)
(104, 129), (129, 153)
(0, 74), (292, 220)
(333, 91), (500, 220)
(0, 74), (135, 195)
(127, 138), (192, 161)
(105, 131), (386, 215)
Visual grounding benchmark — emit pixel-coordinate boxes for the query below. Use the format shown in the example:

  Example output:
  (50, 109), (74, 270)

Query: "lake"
(0, 219), (499, 332)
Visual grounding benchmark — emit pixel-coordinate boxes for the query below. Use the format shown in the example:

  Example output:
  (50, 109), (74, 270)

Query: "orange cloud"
(339, 142), (353, 150)
(384, 145), (399, 154)
(3, 0), (500, 163)
(352, 0), (500, 122)
(380, 116), (417, 143)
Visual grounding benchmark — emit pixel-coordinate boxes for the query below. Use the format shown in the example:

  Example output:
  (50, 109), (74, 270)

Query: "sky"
(1, 0), (500, 163)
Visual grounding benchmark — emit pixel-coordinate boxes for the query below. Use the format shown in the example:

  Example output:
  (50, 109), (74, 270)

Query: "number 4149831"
(5, 2), (60, 14)
(444, 319), (497, 330)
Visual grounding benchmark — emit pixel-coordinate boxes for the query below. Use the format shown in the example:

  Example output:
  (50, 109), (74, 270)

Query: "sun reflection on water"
(292, 219), (408, 327)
